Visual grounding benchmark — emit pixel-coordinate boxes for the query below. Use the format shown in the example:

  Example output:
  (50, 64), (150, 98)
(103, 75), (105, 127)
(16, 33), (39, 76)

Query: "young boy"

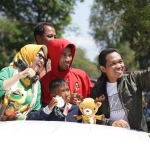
(27, 78), (81, 122)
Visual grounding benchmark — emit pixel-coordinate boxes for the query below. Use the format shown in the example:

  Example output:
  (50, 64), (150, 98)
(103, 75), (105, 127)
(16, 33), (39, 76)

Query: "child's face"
(54, 84), (71, 104)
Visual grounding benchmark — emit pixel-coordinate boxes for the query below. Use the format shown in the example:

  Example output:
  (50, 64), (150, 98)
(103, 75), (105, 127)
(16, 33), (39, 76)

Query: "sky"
(63, 0), (99, 62)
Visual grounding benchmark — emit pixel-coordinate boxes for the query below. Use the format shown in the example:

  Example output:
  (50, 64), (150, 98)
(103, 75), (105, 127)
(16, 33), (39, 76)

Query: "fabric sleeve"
(0, 67), (14, 100)
(43, 105), (52, 114)
(133, 67), (150, 91)
(26, 107), (49, 120)
(96, 118), (115, 126)
(31, 81), (42, 111)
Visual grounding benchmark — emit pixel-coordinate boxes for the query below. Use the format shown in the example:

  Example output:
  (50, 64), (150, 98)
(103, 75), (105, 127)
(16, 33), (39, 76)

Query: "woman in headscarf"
(0, 44), (47, 120)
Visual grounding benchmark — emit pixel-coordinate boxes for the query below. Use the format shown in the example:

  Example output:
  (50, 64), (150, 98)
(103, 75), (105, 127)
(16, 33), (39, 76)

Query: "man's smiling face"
(100, 52), (125, 83)
(58, 47), (72, 71)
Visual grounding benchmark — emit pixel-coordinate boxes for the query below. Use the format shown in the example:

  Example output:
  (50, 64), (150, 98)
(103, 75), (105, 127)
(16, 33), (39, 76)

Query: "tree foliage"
(90, 0), (150, 69)
(0, 0), (84, 69)
(72, 47), (100, 78)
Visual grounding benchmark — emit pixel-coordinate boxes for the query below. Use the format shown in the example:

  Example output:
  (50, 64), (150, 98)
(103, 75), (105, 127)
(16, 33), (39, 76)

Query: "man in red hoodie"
(40, 38), (93, 106)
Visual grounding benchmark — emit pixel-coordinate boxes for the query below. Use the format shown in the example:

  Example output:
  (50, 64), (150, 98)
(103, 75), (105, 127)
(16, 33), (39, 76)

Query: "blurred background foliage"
(72, 47), (100, 78)
(90, 0), (150, 71)
(0, 0), (150, 78)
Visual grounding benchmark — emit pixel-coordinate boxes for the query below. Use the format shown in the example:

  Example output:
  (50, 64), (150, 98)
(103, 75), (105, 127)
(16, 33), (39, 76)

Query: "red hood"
(40, 39), (92, 106)
(48, 38), (75, 76)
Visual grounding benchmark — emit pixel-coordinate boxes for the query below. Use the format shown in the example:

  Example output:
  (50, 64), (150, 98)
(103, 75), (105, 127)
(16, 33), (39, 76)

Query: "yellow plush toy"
(74, 95), (105, 124)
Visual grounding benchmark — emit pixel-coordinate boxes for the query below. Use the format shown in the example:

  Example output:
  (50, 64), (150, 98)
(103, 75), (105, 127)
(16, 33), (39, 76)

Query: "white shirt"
(107, 82), (129, 122)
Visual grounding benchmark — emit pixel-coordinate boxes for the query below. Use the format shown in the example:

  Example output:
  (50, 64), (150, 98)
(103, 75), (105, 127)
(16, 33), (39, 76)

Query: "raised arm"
(2, 67), (36, 90)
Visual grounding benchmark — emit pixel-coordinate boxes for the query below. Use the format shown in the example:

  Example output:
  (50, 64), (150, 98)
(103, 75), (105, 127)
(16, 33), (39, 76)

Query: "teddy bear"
(74, 95), (105, 124)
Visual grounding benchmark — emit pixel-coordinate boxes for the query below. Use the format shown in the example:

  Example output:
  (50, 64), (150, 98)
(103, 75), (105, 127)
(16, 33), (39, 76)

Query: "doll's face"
(77, 98), (100, 116)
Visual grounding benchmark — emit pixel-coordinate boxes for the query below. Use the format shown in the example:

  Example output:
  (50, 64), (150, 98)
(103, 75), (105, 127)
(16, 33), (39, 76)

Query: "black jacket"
(90, 68), (150, 132)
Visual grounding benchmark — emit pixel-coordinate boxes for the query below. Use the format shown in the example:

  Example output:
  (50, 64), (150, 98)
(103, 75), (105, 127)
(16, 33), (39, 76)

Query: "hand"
(0, 112), (19, 121)
(70, 89), (83, 104)
(46, 59), (51, 72)
(95, 94), (105, 102)
(0, 115), (8, 121)
(112, 119), (130, 129)
(48, 97), (58, 110)
(20, 63), (36, 78)
(15, 111), (27, 119)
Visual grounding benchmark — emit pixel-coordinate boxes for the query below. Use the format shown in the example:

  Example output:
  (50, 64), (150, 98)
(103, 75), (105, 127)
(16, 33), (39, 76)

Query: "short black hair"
(98, 48), (121, 67)
(49, 78), (68, 94)
(34, 22), (54, 43)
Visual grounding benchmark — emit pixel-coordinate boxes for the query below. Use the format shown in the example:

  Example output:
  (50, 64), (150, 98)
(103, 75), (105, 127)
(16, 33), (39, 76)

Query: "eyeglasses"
(36, 53), (47, 62)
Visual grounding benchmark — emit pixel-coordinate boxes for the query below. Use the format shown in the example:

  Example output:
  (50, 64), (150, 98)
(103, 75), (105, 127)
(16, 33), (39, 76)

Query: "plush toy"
(0, 87), (29, 120)
(74, 95), (105, 124)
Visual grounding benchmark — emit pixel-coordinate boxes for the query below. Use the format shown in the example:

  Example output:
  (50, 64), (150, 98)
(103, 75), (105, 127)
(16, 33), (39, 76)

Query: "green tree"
(0, 0), (84, 69)
(89, 0), (150, 69)
(72, 47), (99, 78)
(0, 19), (21, 69)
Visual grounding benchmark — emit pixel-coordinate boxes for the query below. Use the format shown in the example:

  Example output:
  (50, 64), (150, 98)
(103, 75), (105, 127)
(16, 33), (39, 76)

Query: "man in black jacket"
(91, 48), (149, 132)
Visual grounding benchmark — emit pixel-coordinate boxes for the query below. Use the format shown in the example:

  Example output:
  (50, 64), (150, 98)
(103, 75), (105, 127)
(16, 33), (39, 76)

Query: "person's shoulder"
(71, 67), (85, 72)
(122, 71), (138, 80)
(69, 104), (79, 111)
(91, 80), (104, 91)
(40, 71), (51, 82)
(71, 68), (88, 76)
(1, 66), (13, 71)
(71, 104), (79, 108)
(1, 66), (14, 74)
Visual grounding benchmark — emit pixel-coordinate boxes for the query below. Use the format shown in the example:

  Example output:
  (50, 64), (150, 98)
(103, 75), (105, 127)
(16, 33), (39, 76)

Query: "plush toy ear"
(95, 94), (105, 103)
(96, 102), (102, 108)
